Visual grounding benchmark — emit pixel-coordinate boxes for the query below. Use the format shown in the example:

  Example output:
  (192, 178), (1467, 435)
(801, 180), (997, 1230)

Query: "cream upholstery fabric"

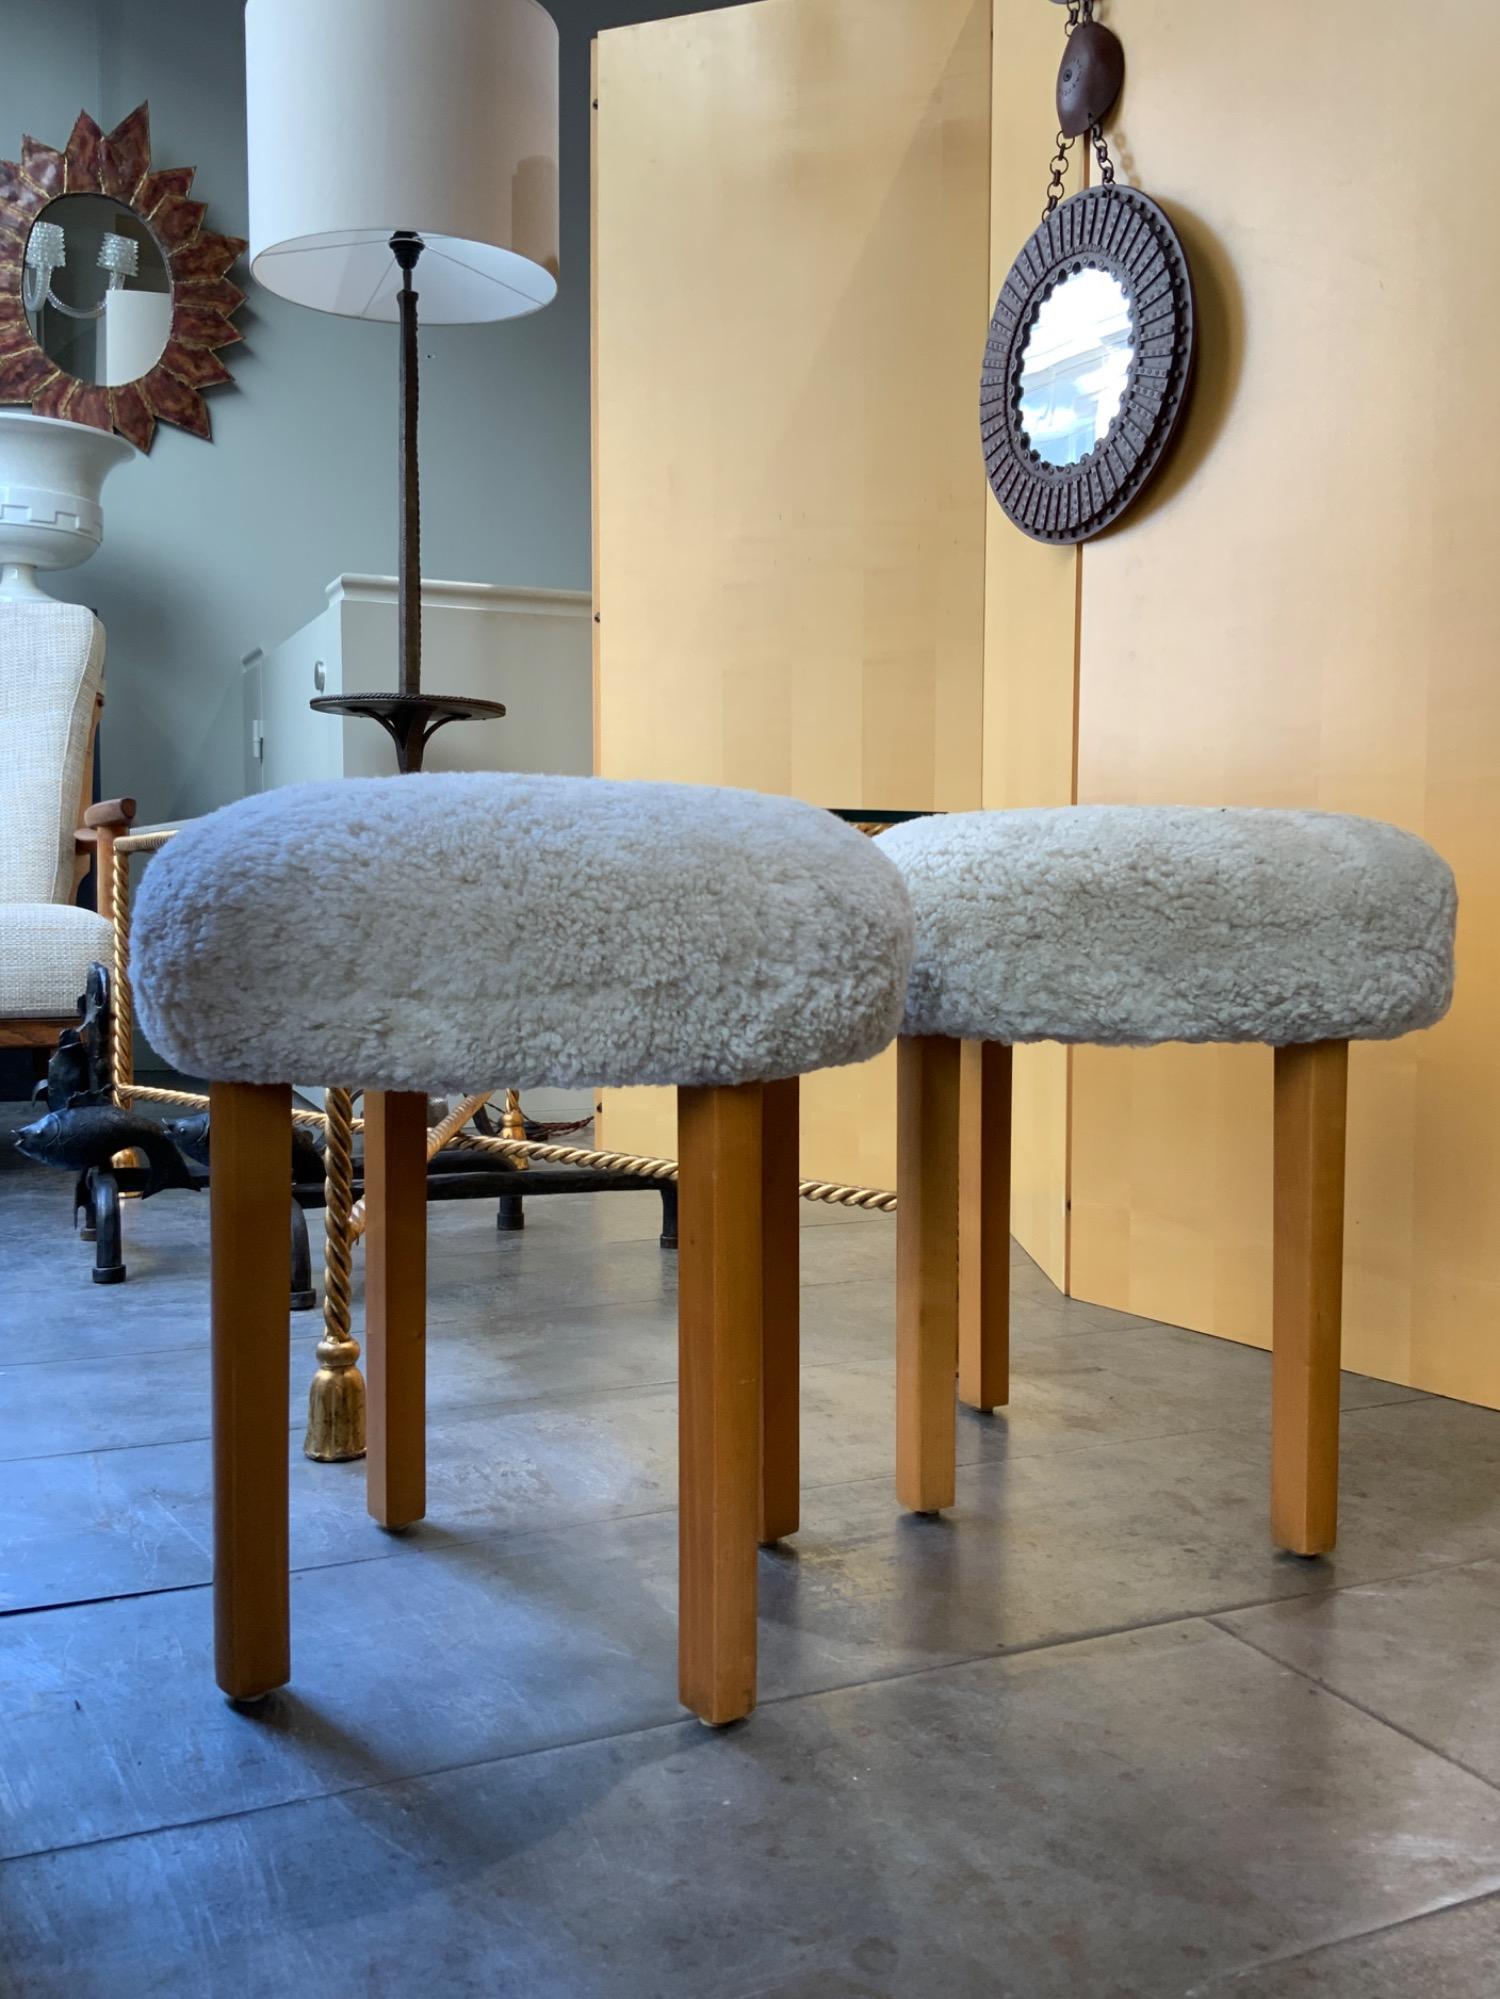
(0, 903), (112, 1018)
(880, 806), (1457, 1047)
(0, 602), (105, 907)
(132, 773), (915, 1094)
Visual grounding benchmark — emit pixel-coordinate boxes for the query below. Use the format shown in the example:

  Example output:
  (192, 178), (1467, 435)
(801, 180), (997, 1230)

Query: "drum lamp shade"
(244, 0), (560, 325)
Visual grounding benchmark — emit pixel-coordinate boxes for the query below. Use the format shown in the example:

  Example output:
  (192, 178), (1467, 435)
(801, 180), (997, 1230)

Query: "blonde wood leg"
(896, 1034), (961, 1513)
(759, 1076), (800, 1546)
(959, 1039), (1012, 1413)
(364, 1089), (429, 1531)
(678, 1082), (763, 1725)
(210, 1081), (292, 1701)
(1271, 1040), (1349, 1556)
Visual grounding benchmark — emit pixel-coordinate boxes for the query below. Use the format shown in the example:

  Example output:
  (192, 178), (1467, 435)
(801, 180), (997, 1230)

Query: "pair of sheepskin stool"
(878, 806), (1457, 1557)
(132, 773), (913, 1724)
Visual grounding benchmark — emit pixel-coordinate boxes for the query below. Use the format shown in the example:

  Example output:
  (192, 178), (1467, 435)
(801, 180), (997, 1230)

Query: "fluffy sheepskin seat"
(132, 772), (914, 1094)
(878, 805), (1456, 1047)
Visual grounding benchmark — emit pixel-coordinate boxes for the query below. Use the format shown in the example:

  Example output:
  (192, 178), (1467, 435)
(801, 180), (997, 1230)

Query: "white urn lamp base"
(0, 409), (138, 602)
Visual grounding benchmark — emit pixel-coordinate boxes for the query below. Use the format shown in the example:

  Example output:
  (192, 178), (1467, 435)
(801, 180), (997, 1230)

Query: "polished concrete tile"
(5, 1622), (1500, 1997)
(0, 1349), (1019, 1617)
(1220, 1559), (1500, 1783)
(9, 1410), (1500, 1859)
(0, 1442), (212, 1611)
(6, 1107), (1500, 1995)
(1188, 1892), (1500, 1995)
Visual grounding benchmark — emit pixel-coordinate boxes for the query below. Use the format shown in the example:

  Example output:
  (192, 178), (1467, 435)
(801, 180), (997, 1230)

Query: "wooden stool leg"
(678, 1082), (763, 1725)
(365, 1089), (429, 1530)
(896, 1034), (961, 1513)
(760, 1076), (800, 1545)
(1271, 1040), (1349, 1556)
(210, 1080), (292, 1701)
(959, 1039), (1012, 1413)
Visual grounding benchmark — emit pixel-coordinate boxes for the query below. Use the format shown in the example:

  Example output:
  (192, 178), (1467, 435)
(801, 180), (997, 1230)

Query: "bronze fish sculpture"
(14, 1107), (196, 1196)
(165, 1112), (327, 1186)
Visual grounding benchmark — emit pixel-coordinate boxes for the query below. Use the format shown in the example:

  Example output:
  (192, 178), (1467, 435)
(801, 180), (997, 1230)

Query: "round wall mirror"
(0, 103), (246, 448)
(25, 192), (173, 389)
(1017, 266), (1132, 469)
(981, 185), (1196, 544)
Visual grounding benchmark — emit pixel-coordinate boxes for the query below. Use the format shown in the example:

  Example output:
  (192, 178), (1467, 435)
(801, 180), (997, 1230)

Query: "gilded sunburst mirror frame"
(0, 102), (246, 449)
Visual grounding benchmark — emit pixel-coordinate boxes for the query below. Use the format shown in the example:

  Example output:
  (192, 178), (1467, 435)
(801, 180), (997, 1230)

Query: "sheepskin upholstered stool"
(878, 805), (1457, 1556)
(132, 772), (913, 1722)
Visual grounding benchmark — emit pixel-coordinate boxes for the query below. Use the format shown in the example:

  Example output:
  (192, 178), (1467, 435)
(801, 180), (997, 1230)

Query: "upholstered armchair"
(0, 601), (133, 1051)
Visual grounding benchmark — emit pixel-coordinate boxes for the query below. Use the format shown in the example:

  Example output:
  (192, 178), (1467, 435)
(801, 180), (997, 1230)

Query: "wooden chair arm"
(83, 797), (138, 831)
(76, 798), (137, 922)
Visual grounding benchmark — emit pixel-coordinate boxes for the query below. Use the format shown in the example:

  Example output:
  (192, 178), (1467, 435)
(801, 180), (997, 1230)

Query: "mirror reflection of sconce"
(0, 102), (247, 446)
(981, 0), (1198, 544)
(24, 218), (140, 319)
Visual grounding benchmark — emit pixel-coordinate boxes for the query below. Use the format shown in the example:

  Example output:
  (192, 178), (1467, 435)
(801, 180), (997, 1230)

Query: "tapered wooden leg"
(210, 1080), (292, 1701)
(1271, 1040), (1349, 1556)
(678, 1082), (763, 1725)
(760, 1076), (800, 1545)
(365, 1089), (429, 1530)
(959, 1040), (1012, 1413)
(896, 1034), (962, 1513)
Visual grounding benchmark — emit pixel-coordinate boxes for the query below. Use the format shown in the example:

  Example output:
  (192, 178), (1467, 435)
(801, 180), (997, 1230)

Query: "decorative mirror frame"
(0, 104), (246, 449)
(982, 184), (1195, 545)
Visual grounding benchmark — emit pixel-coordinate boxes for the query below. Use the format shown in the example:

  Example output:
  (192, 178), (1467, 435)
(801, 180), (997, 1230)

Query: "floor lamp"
(245, 0), (560, 773)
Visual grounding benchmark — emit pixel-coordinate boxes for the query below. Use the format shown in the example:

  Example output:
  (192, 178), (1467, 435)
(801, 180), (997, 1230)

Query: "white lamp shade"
(245, 0), (559, 325)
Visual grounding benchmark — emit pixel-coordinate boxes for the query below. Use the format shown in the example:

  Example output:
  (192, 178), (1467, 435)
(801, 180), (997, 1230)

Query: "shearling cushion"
(0, 902), (112, 1018)
(132, 773), (914, 1093)
(878, 806), (1456, 1047)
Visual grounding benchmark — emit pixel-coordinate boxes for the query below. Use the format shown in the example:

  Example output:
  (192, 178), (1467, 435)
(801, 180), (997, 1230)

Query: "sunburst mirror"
(0, 103), (246, 449)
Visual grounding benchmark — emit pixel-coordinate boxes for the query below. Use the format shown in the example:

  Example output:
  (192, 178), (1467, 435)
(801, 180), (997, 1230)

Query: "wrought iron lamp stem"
(308, 230), (506, 770)
(392, 230), (422, 701)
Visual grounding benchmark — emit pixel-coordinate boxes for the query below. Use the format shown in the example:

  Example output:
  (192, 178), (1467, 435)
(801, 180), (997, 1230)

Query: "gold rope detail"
(444, 1128), (899, 1211)
(444, 1128), (677, 1177)
(115, 1086), (897, 1209)
(348, 1091), (494, 1239)
(304, 1086), (365, 1461)
(122, 1081), (328, 1127)
(321, 1088), (355, 1335)
(111, 843), (132, 1103)
(500, 1087), (530, 1171)
(114, 830), (178, 855)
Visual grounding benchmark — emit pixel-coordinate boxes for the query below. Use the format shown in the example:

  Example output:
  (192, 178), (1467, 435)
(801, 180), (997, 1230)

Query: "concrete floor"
(3, 1104), (1500, 1996)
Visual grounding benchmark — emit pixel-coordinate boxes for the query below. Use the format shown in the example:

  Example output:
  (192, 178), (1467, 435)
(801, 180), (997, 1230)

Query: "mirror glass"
(24, 193), (172, 388)
(1018, 267), (1132, 468)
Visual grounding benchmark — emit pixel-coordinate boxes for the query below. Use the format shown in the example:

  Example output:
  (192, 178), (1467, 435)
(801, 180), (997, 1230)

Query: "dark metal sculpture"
(39, 961), (111, 1112)
(165, 1110), (322, 1306)
(1056, 17), (1124, 137)
(23, 968), (677, 1298)
(14, 1103), (194, 1192)
(165, 1109), (327, 1189)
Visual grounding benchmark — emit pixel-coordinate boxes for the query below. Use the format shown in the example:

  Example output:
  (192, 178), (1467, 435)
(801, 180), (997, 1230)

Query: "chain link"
(1090, 120), (1116, 186)
(1043, 129), (1075, 218)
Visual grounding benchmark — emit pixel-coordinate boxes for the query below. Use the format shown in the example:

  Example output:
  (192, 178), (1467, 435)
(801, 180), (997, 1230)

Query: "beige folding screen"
(594, 0), (1500, 1406)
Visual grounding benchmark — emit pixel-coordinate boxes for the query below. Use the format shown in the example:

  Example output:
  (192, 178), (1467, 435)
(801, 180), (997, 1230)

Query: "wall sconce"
(24, 221), (140, 320)
(22, 220), (64, 315)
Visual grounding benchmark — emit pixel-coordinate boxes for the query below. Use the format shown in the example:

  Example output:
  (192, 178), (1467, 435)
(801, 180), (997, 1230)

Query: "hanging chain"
(1043, 0), (1090, 218)
(1090, 120), (1116, 185)
(1043, 130), (1076, 217)
(1043, 0), (1117, 216)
